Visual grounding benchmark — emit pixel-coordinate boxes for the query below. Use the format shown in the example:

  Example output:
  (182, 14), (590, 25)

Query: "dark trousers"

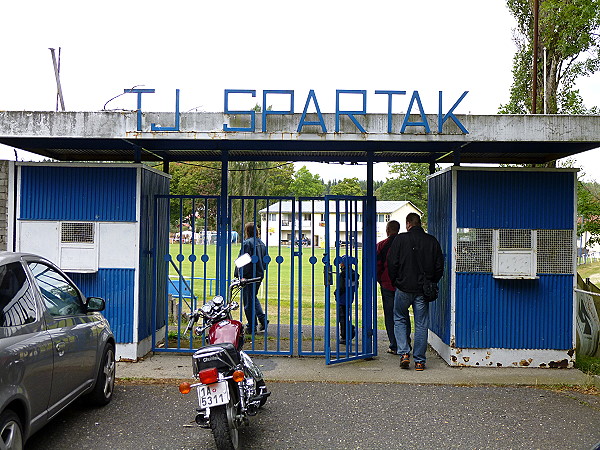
(337, 303), (355, 342)
(242, 282), (265, 329)
(380, 287), (398, 351)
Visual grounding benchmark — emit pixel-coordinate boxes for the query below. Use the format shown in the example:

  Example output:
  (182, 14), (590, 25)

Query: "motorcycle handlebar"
(241, 277), (262, 285)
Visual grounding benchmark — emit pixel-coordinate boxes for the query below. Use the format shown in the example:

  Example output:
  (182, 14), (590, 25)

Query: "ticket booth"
(13, 162), (170, 360)
(428, 167), (577, 368)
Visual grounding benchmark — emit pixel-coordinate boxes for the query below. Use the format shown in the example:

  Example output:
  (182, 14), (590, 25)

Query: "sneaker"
(400, 353), (410, 369)
(415, 362), (426, 371)
(386, 348), (397, 355)
(257, 320), (269, 332)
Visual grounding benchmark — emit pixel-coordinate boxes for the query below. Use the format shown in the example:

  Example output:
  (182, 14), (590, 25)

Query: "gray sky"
(1, 0), (598, 181)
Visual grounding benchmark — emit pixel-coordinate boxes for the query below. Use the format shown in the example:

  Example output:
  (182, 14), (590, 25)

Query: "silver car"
(0, 252), (115, 449)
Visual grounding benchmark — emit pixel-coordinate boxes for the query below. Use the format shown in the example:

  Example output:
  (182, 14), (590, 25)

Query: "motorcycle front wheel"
(210, 397), (239, 450)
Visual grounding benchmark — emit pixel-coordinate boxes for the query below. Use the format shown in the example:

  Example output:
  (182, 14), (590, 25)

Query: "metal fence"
(152, 195), (377, 364)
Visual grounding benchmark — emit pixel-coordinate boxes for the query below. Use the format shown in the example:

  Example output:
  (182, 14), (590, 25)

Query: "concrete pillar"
(0, 160), (9, 251)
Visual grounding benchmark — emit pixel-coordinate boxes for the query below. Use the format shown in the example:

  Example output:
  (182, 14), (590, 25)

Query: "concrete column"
(0, 161), (9, 251)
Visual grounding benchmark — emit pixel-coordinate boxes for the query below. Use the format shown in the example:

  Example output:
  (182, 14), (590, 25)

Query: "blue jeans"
(394, 289), (429, 363)
(242, 282), (265, 329)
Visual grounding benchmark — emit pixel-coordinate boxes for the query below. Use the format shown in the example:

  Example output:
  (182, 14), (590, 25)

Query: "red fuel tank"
(208, 319), (243, 350)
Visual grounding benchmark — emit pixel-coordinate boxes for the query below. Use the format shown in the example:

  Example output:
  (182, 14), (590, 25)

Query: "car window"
(0, 261), (37, 327)
(28, 262), (85, 316)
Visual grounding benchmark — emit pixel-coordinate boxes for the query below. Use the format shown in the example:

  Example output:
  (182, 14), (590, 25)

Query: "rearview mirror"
(86, 297), (106, 312)
(235, 253), (252, 268)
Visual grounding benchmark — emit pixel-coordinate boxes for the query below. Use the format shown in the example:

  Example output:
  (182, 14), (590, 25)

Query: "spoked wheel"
(0, 410), (23, 450)
(88, 343), (116, 406)
(210, 397), (239, 450)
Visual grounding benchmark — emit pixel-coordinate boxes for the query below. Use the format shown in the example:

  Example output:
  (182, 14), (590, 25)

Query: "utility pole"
(49, 47), (65, 111)
(532, 0), (539, 114)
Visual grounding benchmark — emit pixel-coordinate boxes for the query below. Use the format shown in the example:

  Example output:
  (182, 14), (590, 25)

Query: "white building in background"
(259, 200), (422, 247)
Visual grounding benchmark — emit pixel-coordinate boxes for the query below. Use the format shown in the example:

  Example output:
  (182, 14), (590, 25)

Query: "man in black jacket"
(387, 213), (444, 371)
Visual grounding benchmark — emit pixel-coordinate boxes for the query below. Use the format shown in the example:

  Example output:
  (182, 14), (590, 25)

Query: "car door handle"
(55, 342), (66, 357)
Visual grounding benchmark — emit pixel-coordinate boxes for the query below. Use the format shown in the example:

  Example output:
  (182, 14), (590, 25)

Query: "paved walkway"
(117, 347), (600, 386)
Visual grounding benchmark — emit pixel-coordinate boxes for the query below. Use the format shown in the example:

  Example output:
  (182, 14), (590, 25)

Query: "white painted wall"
(18, 221), (137, 270)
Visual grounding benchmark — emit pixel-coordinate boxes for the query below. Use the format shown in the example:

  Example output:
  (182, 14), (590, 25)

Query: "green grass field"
(578, 260), (600, 285)
(167, 243), (387, 330)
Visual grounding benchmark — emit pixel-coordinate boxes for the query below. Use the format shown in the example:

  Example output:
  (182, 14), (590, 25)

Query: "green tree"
(290, 166), (325, 197)
(265, 163), (295, 196)
(168, 162), (221, 230)
(375, 163), (431, 222)
(169, 162), (221, 196)
(552, 159), (600, 247)
(329, 177), (365, 196)
(359, 179), (384, 194)
(578, 181), (600, 246)
(500, 0), (600, 114)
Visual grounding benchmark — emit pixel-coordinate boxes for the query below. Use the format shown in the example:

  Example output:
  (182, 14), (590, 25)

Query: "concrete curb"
(116, 350), (592, 387)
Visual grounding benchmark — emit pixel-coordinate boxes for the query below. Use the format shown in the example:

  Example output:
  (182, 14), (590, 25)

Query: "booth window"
(59, 222), (99, 273)
(456, 228), (573, 276)
(537, 230), (573, 274)
(61, 222), (94, 244)
(456, 228), (493, 272)
(492, 229), (537, 279)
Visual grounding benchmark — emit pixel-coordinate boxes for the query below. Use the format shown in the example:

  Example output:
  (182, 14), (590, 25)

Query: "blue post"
(365, 157), (376, 355)
(218, 152), (229, 296)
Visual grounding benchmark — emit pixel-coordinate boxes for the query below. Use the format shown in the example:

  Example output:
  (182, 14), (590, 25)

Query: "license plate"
(196, 381), (229, 409)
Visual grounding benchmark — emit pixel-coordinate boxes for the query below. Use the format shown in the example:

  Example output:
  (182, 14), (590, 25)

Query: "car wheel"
(88, 343), (115, 406)
(0, 409), (24, 450)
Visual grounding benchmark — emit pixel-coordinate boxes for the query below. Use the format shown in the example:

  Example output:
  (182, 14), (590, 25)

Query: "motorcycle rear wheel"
(210, 397), (239, 450)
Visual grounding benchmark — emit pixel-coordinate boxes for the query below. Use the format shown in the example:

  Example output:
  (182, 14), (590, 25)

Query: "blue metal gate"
(152, 195), (297, 356)
(295, 197), (332, 357)
(152, 195), (222, 353)
(152, 194), (377, 362)
(228, 196), (295, 355)
(324, 196), (377, 364)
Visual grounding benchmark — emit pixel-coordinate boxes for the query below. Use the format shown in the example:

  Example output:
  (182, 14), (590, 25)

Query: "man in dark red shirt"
(376, 220), (402, 355)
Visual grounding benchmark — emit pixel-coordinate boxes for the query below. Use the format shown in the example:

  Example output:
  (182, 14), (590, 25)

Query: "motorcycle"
(178, 253), (270, 450)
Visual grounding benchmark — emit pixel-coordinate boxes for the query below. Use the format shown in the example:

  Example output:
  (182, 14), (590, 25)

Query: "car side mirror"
(86, 296), (106, 312)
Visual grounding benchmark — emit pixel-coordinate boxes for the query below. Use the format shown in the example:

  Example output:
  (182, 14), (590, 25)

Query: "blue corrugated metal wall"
(138, 169), (170, 342)
(427, 170), (452, 345)
(68, 269), (135, 344)
(20, 166), (137, 221)
(455, 273), (572, 349)
(456, 170), (574, 229)
(455, 169), (575, 350)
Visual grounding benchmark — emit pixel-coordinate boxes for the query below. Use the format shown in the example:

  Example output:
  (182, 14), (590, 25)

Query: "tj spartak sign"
(126, 88), (469, 135)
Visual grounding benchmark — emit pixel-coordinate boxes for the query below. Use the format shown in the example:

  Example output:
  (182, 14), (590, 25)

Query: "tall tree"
(329, 177), (365, 196)
(578, 181), (600, 246)
(290, 166), (325, 197)
(168, 162), (221, 230)
(359, 179), (384, 194)
(228, 161), (294, 232)
(265, 163), (295, 197)
(553, 159), (600, 247)
(375, 163), (431, 222)
(500, 0), (600, 114)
